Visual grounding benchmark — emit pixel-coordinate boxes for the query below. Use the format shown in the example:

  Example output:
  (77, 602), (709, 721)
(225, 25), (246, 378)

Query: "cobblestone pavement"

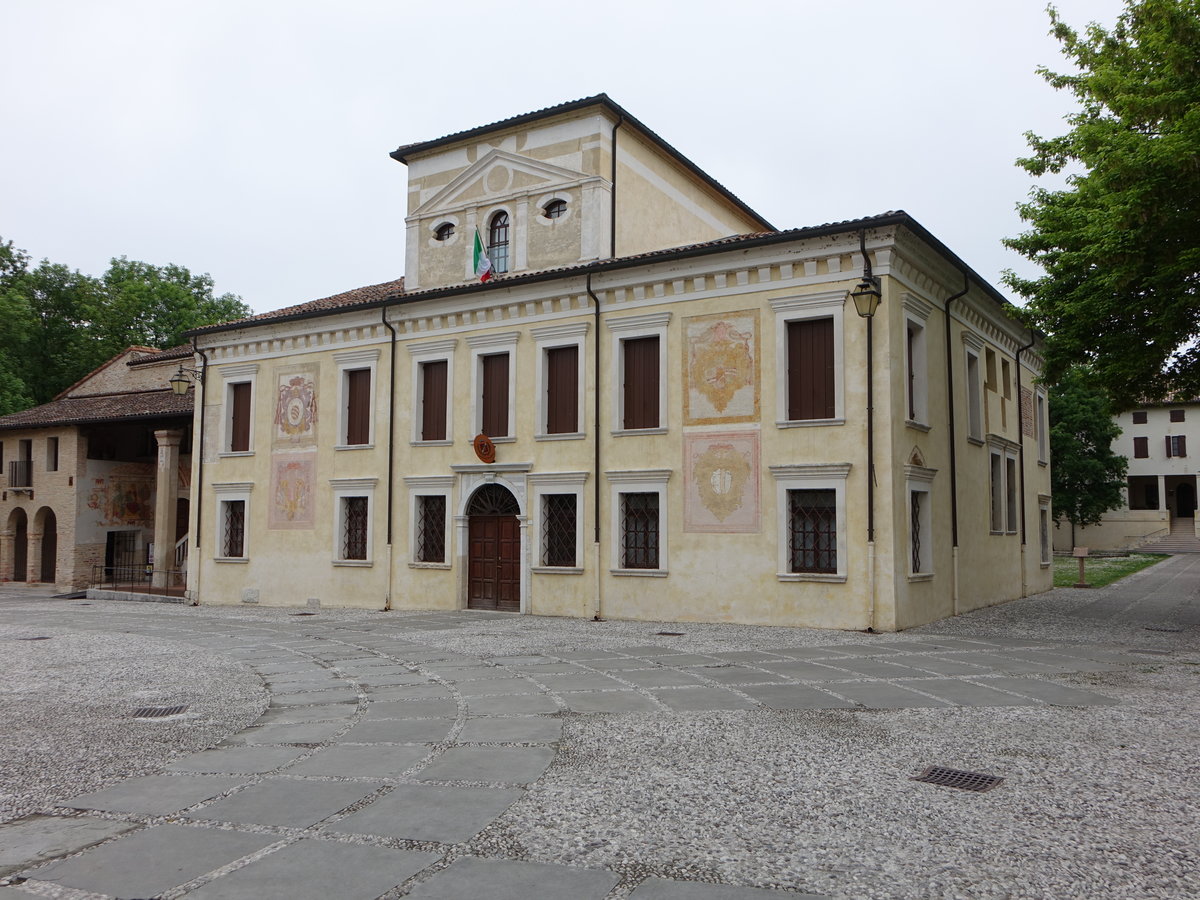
(0, 558), (1197, 899)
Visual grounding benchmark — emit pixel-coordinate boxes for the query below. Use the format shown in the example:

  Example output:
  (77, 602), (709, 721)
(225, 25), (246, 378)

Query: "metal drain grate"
(132, 705), (188, 719)
(656, 631), (684, 637)
(911, 766), (1003, 793)
(1144, 626), (1182, 633)
(16, 636), (51, 641)
(290, 612), (317, 616)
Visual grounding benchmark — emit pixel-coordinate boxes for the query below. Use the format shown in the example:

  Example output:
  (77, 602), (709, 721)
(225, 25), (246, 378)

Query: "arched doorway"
(36, 508), (57, 584)
(1177, 482), (1196, 518)
(466, 483), (520, 611)
(9, 509), (28, 583)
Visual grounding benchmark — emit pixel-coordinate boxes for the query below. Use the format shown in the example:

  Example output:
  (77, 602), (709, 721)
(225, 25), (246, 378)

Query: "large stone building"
(184, 95), (1052, 630)
(0, 347), (193, 590)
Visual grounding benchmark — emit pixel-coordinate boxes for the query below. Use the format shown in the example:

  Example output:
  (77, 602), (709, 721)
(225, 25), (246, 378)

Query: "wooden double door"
(466, 484), (521, 612)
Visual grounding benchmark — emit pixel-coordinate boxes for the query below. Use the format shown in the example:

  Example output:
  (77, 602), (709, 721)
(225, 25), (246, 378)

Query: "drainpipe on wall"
(941, 273), (970, 616)
(189, 339), (209, 606)
(587, 272), (604, 621)
(609, 116), (623, 260)
(1015, 331), (1037, 598)
(381, 308), (399, 611)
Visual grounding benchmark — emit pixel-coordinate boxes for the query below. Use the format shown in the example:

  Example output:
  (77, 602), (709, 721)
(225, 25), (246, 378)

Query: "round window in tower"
(434, 222), (455, 241)
(543, 199), (567, 220)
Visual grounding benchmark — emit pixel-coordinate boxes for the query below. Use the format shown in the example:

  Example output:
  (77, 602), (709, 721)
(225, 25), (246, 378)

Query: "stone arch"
(7, 508), (28, 583)
(34, 507), (57, 584)
(465, 482), (521, 612)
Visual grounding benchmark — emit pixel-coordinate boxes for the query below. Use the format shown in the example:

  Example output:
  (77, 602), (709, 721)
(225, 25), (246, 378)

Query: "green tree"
(1049, 368), (1129, 541)
(0, 239), (35, 414)
(1004, 0), (1200, 407)
(19, 260), (109, 405)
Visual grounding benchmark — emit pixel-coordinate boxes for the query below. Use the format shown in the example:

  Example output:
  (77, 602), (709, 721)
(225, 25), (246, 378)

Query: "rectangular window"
(545, 345), (579, 434)
(339, 496), (368, 560)
(541, 494), (577, 567)
(787, 318), (835, 421)
(1132, 410), (1148, 424)
(344, 368), (371, 445)
(228, 382), (251, 452)
(905, 319), (927, 424)
(1001, 359), (1012, 399)
(910, 490), (925, 574)
(1166, 435), (1187, 458)
(1005, 456), (1018, 533)
(46, 437), (59, 472)
(622, 336), (660, 430)
(788, 489), (836, 574)
(985, 348), (997, 391)
(481, 353), (510, 437)
(420, 360), (448, 441)
(620, 492), (659, 569)
(221, 500), (246, 558)
(990, 452), (1004, 533)
(1036, 392), (1048, 462)
(416, 495), (446, 563)
(1170, 409), (1185, 423)
(1134, 436), (1149, 458)
(1040, 506), (1051, 565)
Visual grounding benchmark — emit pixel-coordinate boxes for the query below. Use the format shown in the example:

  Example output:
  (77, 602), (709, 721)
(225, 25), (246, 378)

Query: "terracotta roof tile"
(0, 388), (193, 431)
(208, 277), (405, 331)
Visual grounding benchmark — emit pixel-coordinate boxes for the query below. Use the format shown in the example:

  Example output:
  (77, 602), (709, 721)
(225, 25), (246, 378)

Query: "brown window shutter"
(1179, 436), (1187, 458)
(546, 345), (579, 434)
(787, 318), (835, 420)
(421, 360), (448, 441)
(1166, 435), (1174, 458)
(1133, 437), (1148, 458)
(481, 353), (509, 437)
(623, 336), (659, 429)
(345, 369), (371, 445)
(230, 382), (251, 452)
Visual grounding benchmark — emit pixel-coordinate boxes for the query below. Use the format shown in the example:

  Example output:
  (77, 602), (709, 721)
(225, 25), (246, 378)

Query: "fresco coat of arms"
(683, 431), (760, 533)
(273, 369), (318, 447)
(268, 453), (316, 529)
(683, 310), (759, 425)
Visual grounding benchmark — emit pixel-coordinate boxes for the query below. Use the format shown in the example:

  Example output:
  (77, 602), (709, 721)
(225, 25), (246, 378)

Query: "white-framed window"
(902, 294), (932, 427)
(770, 463), (851, 582)
(404, 475), (453, 568)
(771, 290), (846, 427)
(212, 482), (252, 561)
(534, 192), (572, 225)
(430, 216), (459, 245)
(334, 349), (380, 449)
(219, 364), (258, 455)
(607, 312), (671, 435)
(1039, 497), (1052, 566)
(990, 451), (1004, 533)
(330, 477), (377, 565)
(1036, 390), (1048, 464)
(529, 471), (588, 573)
(906, 464), (936, 578)
(988, 437), (1020, 535)
(467, 331), (519, 441)
(606, 469), (670, 575)
(408, 338), (457, 445)
(532, 322), (588, 440)
(1005, 455), (1018, 534)
(963, 334), (984, 442)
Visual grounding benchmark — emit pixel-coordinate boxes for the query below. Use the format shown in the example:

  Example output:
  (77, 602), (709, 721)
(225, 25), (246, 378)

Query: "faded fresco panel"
(683, 431), (760, 533)
(84, 462), (156, 529)
(683, 310), (759, 426)
(269, 452), (316, 529)
(273, 366), (319, 448)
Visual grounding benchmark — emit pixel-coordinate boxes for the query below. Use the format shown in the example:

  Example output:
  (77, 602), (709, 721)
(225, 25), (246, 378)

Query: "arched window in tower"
(488, 211), (510, 274)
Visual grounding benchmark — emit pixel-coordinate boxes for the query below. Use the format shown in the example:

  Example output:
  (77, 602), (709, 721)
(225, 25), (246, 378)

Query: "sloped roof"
(0, 388), (193, 432)
(201, 277), (406, 333)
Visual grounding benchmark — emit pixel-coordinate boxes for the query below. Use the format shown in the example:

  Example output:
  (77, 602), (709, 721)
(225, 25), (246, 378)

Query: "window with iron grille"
(341, 496), (368, 560)
(787, 489), (836, 574)
(911, 490), (923, 572)
(542, 494), (576, 567)
(488, 212), (510, 274)
(416, 495), (446, 563)
(221, 500), (245, 558)
(620, 492), (659, 569)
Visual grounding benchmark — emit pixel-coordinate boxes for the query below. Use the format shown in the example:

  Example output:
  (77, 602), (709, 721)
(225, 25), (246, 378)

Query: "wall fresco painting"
(683, 310), (759, 425)
(269, 453), (316, 529)
(273, 366), (319, 448)
(86, 463), (155, 527)
(683, 431), (760, 533)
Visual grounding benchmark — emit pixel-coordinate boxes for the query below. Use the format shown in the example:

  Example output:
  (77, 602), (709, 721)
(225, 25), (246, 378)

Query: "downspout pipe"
(587, 272), (604, 621)
(942, 273), (970, 616)
(381, 308), (399, 611)
(609, 116), (623, 259)
(189, 338), (209, 606)
(1015, 331), (1037, 546)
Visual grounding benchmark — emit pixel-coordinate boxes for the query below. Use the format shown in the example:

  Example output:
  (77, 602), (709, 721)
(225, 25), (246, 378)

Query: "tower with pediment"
(392, 95), (772, 292)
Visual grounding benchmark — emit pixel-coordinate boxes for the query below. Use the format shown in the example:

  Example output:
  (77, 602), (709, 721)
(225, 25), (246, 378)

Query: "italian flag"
(473, 230), (493, 282)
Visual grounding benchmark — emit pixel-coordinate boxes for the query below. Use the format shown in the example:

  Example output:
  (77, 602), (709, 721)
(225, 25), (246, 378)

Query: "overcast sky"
(3, 0), (1126, 315)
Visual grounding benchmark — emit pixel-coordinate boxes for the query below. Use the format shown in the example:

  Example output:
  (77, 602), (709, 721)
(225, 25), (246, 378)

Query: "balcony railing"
(7, 460), (32, 488)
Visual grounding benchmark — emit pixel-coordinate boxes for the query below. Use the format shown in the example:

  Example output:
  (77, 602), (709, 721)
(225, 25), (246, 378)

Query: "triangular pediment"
(414, 149), (592, 216)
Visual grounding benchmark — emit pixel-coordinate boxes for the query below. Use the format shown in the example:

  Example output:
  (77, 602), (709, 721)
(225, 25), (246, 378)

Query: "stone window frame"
(330, 477), (377, 566)
(467, 331), (519, 443)
(404, 475), (454, 569)
(771, 290), (846, 428)
(770, 463), (851, 583)
(532, 322), (589, 441)
(902, 293), (933, 430)
(905, 464), (936, 580)
(219, 363), (258, 457)
(607, 312), (671, 436)
(408, 338), (457, 446)
(606, 469), (671, 577)
(528, 471), (588, 575)
(212, 481), (252, 563)
(963, 333), (985, 444)
(334, 348), (380, 450)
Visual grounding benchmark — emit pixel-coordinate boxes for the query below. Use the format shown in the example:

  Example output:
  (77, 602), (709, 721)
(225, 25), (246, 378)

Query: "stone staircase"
(1139, 516), (1200, 554)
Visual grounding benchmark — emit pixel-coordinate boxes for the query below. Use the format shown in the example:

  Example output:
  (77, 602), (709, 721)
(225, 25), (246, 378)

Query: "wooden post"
(1072, 546), (1090, 588)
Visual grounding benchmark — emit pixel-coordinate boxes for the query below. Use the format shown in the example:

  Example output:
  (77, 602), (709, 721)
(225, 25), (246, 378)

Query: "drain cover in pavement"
(911, 766), (1003, 792)
(16, 636), (51, 641)
(290, 612), (317, 616)
(132, 705), (188, 719)
(1144, 626), (1182, 633)
(656, 631), (684, 636)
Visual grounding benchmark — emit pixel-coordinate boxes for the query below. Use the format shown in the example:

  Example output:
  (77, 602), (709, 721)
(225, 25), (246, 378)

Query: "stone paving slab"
(58, 774), (247, 815)
(225, 721), (348, 745)
(330, 783), (524, 842)
(0, 815), (138, 878)
(466, 693), (560, 715)
(588, 657), (655, 671)
(26, 824), (277, 898)
(182, 838), (438, 900)
(456, 677), (541, 697)
(982, 676), (1122, 706)
(168, 745), (307, 774)
(256, 703), (359, 724)
(630, 877), (828, 898)
(903, 656), (992, 676)
(738, 684), (857, 709)
(490, 654), (556, 665)
(415, 746), (554, 784)
(618, 668), (708, 688)
(905, 679), (1037, 707)
(652, 688), (759, 711)
(830, 682), (952, 709)
(403, 856), (619, 899)
(342, 718), (455, 743)
(531, 672), (629, 692)
(270, 688), (361, 707)
(617, 644), (680, 656)
(363, 699), (459, 720)
(824, 658), (934, 679)
(558, 690), (662, 713)
(457, 715), (563, 743)
(429, 665), (502, 682)
(370, 684), (453, 701)
(286, 744), (432, 777)
(186, 778), (382, 827)
(757, 660), (846, 680)
(693, 666), (790, 685)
